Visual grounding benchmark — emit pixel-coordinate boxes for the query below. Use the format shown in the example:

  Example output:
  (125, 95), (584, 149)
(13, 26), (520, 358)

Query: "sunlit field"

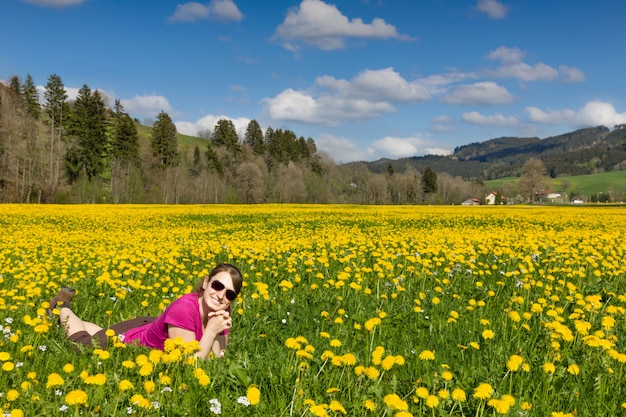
(1, 204), (626, 417)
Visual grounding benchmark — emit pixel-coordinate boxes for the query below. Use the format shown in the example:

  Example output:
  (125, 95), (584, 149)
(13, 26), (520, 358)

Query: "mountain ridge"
(356, 125), (626, 181)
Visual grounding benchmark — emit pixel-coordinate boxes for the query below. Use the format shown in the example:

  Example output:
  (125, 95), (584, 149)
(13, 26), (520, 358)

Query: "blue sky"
(2, 0), (625, 162)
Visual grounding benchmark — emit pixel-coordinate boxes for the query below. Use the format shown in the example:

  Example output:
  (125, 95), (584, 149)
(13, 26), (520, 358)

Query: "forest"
(0, 74), (487, 205)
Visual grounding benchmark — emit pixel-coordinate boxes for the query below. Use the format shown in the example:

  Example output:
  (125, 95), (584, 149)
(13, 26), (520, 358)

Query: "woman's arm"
(167, 310), (231, 360)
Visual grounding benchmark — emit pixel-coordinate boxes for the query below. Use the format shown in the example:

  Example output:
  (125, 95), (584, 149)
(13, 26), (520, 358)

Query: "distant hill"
(357, 125), (626, 181)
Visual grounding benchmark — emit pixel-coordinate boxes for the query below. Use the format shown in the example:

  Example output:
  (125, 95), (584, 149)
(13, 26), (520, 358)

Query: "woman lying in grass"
(48, 263), (242, 360)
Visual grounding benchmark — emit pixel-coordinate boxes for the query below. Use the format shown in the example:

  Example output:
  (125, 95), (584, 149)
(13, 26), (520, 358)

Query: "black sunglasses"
(210, 280), (237, 301)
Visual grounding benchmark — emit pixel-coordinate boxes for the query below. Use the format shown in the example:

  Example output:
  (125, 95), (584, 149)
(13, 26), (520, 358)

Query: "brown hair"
(195, 263), (243, 296)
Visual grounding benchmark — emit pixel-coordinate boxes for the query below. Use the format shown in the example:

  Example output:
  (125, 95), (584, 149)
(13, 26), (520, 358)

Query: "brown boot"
(47, 286), (76, 318)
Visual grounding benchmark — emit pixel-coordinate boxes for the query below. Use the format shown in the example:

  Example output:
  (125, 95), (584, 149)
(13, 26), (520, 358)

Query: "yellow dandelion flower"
(144, 380), (156, 393)
(506, 355), (524, 372)
(246, 384), (261, 405)
(415, 387), (429, 399)
(541, 362), (556, 374)
(149, 349), (163, 363)
(482, 329), (495, 340)
(340, 353), (357, 366)
(329, 400), (346, 414)
(418, 350), (435, 361)
(2, 361), (15, 371)
(321, 350), (335, 360)
(567, 364), (580, 375)
(329, 339), (342, 347)
(508, 311), (521, 322)
(452, 388), (466, 402)
(441, 370), (453, 381)
(488, 398), (512, 414)
(363, 399), (376, 411)
(63, 363), (74, 373)
(384, 393), (408, 411)
(365, 367), (380, 380)
(364, 317), (381, 332)
(45, 373), (64, 388)
(139, 363), (154, 376)
(473, 383), (493, 400)
(372, 346), (385, 365)
(65, 389), (88, 406)
(381, 355), (396, 370)
(119, 380), (134, 392)
(122, 360), (135, 369)
(34, 323), (49, 334)
(425, 395), (439, 408)
(309, 403), (329, 417)
(285, 337), (301, 350)
(130, 394), (151, 409)
(7, 389), (20, 401)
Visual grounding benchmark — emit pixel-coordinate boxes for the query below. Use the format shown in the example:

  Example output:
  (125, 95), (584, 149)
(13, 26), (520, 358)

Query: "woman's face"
(202, 271), (236, 312)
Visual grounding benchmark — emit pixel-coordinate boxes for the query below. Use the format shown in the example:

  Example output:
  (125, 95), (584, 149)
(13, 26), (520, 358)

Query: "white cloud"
(264, 68), (432, 125)
(119, 95), (172, 118)
(317, 68), (431, 102)
(175, 114), (251, 138)
(487, 46), (525, 63)
(442, 81), (514, 105)
(263, 88), (395, 125)
(168, 0), (243, 23)
(273, 0), (414, 51)
(476, 0), (509, 19)
(526, 101), (626, 127)
(559, 65), (586, 83)
(485, 46), (584, 83)
(463, 111), (519, 126)
(491, 62), (559, 82)
(371, 135), (451, 159)
(22, 0), (84, 7)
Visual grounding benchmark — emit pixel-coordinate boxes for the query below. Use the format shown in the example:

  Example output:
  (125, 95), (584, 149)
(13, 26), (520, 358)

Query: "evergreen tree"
(190, 144), (202, 177)
(206, 143), (223, 176)
(111, 100), (139, 162)
(212, 119), (240, 153)
(44, 74), (68, 129)
(66, 84), (108, 181)
(151, 111), (178, 168)
(22, 74), (40, 119)
(244, 119), (264, 154)
(9, 76), (21, 96)
(421, 166), (438, 194)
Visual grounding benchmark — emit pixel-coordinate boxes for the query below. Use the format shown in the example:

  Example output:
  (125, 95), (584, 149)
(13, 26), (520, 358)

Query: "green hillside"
(484, 170), (626, 199)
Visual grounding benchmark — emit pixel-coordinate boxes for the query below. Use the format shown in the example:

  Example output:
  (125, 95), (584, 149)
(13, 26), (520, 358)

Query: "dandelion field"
(1, 204), (626, 417)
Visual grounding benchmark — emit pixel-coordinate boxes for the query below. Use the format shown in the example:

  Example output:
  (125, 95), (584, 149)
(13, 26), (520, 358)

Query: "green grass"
(136, 123), (207, 154)
(485, 170), (626, 198)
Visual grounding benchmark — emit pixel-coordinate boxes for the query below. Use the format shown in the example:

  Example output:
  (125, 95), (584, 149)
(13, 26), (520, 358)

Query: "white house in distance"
(461, 198), (481, 205)
(485, 192), (506, 205)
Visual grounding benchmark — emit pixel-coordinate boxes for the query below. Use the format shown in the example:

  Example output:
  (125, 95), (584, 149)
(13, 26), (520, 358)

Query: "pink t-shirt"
(122, 293), (204, 350)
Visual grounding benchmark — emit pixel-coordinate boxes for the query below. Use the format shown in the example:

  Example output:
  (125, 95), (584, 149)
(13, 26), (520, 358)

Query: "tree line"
(0, 72), (523, 205)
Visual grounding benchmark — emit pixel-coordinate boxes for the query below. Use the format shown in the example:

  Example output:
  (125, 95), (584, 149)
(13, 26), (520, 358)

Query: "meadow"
(1, 204), (625, 417)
